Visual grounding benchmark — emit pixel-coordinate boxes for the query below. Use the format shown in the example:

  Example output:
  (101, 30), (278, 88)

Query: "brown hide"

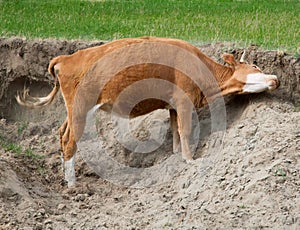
(61, 37), (227, 161)
(16, 37), (279, 166)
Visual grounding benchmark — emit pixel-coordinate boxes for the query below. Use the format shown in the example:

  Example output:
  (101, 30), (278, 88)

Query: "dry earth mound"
(0, 38), (299, 229)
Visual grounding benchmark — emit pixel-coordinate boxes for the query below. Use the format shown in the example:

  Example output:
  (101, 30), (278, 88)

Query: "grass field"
(0, 0), (299, 53)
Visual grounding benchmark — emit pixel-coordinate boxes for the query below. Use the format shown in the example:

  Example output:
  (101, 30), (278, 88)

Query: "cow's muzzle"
(267, 75), (280, 91)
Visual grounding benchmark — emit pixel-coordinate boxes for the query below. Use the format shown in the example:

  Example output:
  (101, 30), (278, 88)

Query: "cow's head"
(221, 52), (280, 94)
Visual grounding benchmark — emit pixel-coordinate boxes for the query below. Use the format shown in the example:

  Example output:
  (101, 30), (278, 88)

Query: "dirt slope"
(0, 38), (299, 229)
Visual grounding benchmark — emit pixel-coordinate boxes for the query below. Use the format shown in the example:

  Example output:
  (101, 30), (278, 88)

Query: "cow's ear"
(222, 54), (237, 67)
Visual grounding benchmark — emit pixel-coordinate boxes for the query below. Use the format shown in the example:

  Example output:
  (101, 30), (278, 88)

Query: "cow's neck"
(195, 52), (234, 103)
(199, 53), (233, 84)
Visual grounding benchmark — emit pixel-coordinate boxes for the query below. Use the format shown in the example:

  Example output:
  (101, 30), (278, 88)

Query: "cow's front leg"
(61, 105), (90, 187)
(177, 104), (193, 162)
(169, 109), (180, 154)
(62, 113), (87, 187)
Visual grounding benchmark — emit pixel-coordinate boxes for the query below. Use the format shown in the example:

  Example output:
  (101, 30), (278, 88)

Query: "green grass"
(274, 167), (287, 177)
(3, 142), (23, 155)
(0, 134), (45, 175)
(17, 121), (28, 136)
(0, 137), (44, 161)
(0, 0), (299, 52)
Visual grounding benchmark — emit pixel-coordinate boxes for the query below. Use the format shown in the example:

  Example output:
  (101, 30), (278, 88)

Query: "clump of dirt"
(0, 38), (299, 229)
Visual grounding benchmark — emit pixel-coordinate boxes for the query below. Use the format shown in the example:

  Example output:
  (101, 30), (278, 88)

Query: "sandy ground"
(0, 38), (299, 229)
(1, 95), (299, 229)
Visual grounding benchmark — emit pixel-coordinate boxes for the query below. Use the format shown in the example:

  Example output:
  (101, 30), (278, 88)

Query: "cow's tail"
(16, 57), (61, 109)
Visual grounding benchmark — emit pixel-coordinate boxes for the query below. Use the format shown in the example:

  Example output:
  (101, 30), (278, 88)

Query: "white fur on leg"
(64, 155), (76, 187)
(60, 152), (64, 172)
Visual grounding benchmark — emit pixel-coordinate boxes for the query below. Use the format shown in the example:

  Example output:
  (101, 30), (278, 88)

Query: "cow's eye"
(252, 65), (261, 71)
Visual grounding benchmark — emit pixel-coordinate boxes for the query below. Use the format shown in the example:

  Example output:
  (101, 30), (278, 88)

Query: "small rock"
(238, 124), (244, 129)
(134, 207), (142, 213)
(275, 177), (286, 184)
(44, 219), (53, 225)
(113, 196), (123, 202)
(55, 216), (67, 222)
(93, 214), (100, 220)
(182, 180), (191, 189)
(44, 220), (54, 230)
(70, 210), (77, 217)
(219, 177), (225, 181)
(38, 208), (46, 215)
(285, 216), (295, 225)
(283, 158), (293, 164)
(74, 193), (88, 202)
(79, 203), (89, 209)
(35, 223), (43, 230)
(57, 203), (66, 210)
(102, 222), (108, 228)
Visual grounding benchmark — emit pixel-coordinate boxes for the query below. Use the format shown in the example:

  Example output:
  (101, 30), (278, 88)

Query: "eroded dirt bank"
(0, 38), (299, 229)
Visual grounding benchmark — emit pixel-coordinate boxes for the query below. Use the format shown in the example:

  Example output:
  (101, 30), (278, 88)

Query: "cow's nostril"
(276, 79), (280, 88)
(273, 79), (280, 88)
(268, 78), (280, 90)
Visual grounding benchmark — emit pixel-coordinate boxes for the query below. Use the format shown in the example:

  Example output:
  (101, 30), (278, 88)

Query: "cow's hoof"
(183, 158), (194, 164)
(67, 180), (76, 188)
(186, 159), (195, 164)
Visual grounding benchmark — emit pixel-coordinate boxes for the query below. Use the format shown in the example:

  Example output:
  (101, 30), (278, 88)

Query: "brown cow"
(16, 37), (279, 186)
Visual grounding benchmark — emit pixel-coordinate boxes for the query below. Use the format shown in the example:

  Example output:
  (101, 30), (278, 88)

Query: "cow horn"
(240, 50), (247, 63)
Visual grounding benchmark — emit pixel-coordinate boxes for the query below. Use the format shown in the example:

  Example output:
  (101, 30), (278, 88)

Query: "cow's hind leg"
(64, 153), (76, 187)
(61, 113), (87, 187)
(61, 105), (99, 187)
(59, 119), (77, 187)
(59, 119), (68, 169)
(62, 129), (77, 187)
(59, 119), (68, 152)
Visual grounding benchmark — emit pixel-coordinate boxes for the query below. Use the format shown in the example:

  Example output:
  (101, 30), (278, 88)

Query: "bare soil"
(0, 38), (299, 229)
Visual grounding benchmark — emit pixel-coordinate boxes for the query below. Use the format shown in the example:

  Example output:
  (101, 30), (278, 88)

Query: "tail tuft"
(16, 56), (61, 108)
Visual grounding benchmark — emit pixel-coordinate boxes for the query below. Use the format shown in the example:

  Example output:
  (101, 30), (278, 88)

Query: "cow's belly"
(99, 99), (170, 118)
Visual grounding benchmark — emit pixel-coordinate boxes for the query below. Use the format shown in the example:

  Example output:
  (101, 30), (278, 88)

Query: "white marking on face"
(243, 73), (278, 93)
(64, 155), (76, 187)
